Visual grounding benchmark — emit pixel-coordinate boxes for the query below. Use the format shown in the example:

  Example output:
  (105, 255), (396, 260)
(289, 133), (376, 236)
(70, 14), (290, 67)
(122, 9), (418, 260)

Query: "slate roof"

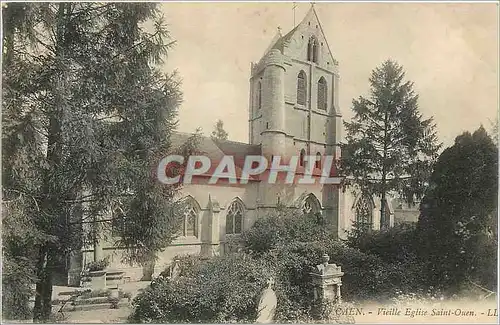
(271, 25), (299, 53)
(170, 132), (262, 182)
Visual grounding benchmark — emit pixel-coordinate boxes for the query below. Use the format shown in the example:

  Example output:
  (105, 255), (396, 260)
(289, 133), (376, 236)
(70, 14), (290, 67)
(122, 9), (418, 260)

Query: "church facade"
(69, 6), (415, 284)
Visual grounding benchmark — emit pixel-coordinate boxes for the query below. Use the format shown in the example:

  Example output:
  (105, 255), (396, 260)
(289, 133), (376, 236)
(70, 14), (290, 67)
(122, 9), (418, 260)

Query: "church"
(68, 5), (417, 284)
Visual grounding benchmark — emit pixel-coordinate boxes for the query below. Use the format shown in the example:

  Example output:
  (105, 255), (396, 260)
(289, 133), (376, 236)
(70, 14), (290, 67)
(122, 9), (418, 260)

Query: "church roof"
(270, 25), (299, 52)
(257, 4), (336, 66)
(170, 132), (262, 182)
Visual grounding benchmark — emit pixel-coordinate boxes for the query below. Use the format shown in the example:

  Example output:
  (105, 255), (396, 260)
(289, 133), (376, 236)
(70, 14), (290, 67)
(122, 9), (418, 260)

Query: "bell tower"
(248, 4), (341, 162)
(248, 4), (344, 238)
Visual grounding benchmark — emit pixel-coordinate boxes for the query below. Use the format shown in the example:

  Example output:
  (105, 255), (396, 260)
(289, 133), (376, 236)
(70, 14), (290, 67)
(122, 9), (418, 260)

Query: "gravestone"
(310, 254), (344, 304)
(255, 278), (277, 324)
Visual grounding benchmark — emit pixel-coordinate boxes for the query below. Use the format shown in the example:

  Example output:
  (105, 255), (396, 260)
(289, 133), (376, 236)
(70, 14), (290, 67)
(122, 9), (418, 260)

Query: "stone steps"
(60, 300), (129, 312)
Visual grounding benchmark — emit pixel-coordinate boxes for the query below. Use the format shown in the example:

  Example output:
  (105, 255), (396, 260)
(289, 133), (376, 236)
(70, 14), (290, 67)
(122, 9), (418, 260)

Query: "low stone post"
(89, 270), (107, 290)
(310, 254), (344, 305)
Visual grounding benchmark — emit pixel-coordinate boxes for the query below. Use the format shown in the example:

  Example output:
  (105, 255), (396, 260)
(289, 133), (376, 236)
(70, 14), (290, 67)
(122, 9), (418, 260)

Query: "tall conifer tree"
(2, 3), (196, 320)
(341, 60), (441, 228)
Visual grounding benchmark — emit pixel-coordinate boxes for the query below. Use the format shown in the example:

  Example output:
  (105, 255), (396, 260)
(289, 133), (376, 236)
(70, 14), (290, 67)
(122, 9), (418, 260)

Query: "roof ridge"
(213, 138), (258, 146)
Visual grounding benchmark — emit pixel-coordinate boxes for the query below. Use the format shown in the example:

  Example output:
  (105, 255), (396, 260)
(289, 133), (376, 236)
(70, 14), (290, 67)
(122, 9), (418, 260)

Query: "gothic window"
(299, 149), (306, 167)
(315, 152), (322, 169)
(297, 71), (307, 105)
(307, 36), (319, 63)
(226, 200), (244, 235)
(302, 194), (320, 215)
(179, 197), (199, 237)
(313, 41), (319, 63)
(257, 81), (262, 109)
(355, 193), (374, 230)
(317, 77), (327, 111)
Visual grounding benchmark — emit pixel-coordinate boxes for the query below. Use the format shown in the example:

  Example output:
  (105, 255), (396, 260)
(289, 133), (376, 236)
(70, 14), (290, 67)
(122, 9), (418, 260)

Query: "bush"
(241, 208), (331, 255)
(274, 240), (408, 303)
(158, 254), (208, 279)
(85, 257), (109, 272)
(2, 256), (35, 320)
(344, 222), (429, 294)
(130, 253), (272, 323)
(243, 213), (429, 307)
(326, 241), (409, 301)
(345, 223), (418, 264)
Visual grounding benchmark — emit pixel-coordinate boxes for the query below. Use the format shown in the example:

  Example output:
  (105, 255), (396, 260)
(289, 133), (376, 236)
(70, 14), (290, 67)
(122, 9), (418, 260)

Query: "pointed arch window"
(226, 200), (244, 235)
(315, 152), (322, 169)
(307, 36), (319, 63)
(302, 194), (321, 215)
(317, 77), (327, 111)
(355, 193), (374, 230)
(179, 197), (199, 237)
(299, 149), (306, 167)
(297, 71), (307, 105)
(257, 81), (262, 110)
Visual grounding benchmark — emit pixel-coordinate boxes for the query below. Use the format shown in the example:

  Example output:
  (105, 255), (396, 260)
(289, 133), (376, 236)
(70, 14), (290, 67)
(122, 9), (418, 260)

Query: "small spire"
(292, 2), (298, 27)
(277, 26), (282, 35)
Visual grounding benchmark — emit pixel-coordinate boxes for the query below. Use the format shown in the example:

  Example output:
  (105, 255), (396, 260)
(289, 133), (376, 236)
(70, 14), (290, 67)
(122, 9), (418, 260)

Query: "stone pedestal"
(89, 270), (107, 290)
(310, 254), (344, 304)
(106, 270), (125, 287)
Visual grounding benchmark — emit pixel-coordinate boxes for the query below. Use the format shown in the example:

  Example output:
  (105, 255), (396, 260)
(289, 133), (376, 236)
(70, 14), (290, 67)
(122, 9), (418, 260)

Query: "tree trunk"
(33, 3), (69, 322)
(33, 247), (55, 322)
(380, 193), (387, 230)
(381, 95), (389, 230)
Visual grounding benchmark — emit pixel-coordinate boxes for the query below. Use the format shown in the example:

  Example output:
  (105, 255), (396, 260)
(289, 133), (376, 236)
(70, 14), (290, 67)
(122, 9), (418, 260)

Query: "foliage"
(210, 119), (229, 141)
(345, 222), (418, 264)
(417, 126), (498, 293)
(240, 211), (420, 320)
(1, 2), (198, 320)
(1, 256), (35, 320)
(129, 253), (272, 323)
(84, 258), (110, 272)
(1, 194), (46, 320)
(241, 207), (331, 255)
(341, 60), (441, 227)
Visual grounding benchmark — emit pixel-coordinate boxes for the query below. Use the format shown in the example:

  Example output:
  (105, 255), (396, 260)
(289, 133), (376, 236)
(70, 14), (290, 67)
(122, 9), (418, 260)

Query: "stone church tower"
(248, 5), (343, 234)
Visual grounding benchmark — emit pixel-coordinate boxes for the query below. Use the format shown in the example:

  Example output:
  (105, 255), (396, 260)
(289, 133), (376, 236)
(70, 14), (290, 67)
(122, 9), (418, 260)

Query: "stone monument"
(255, 277), (277, 324)
(169, 259), (181, 280)
(310, 254), (344, 304)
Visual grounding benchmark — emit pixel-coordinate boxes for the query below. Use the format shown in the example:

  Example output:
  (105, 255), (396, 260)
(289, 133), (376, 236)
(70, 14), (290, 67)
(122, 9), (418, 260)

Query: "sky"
(160, 2), (498, 148)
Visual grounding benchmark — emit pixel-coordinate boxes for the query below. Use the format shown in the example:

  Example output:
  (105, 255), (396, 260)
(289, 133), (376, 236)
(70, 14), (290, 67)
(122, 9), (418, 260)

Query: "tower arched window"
(226, 199), (244, 235)
(297, 71), (307, 105)
(317, 77), (327, 111)
(315, 152), (322, 169)
(355, 193), (374, 230)
(299, 149), (306, 167)
(257, 81), (262, 110)
(307, 36), (319, 63)
(313, 40), (319, 63)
